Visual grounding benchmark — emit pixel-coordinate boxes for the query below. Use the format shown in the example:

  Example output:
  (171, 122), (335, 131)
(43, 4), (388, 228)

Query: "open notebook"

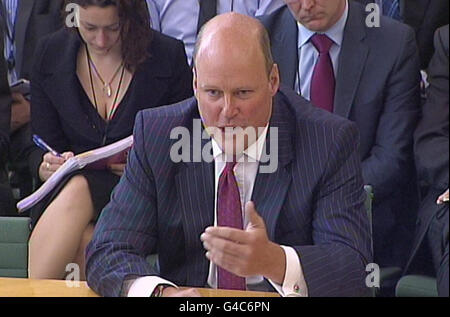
(17, 135), (133, 213)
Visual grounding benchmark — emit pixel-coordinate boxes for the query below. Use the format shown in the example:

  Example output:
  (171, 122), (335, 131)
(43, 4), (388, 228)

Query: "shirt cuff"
(269, 246), (308, 297)
(127, 276), (177, 297)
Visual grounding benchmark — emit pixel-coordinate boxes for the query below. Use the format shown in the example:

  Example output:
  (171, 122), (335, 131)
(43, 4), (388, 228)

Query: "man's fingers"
(202, 233), (246, 257)
(205, 249), (247, 277)
(204, 226), (249, 243)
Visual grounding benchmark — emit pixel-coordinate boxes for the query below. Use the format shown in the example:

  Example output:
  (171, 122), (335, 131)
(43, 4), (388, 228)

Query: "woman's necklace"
(86, 47), (124, 98)
(85, 45), (126, 121)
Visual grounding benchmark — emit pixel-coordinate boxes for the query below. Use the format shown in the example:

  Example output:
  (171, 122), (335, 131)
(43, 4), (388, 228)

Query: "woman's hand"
(39, 152), (74, 182)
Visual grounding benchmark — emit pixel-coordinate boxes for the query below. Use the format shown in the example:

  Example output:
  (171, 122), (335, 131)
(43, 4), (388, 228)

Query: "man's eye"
(207, 90), (220, 97)
(237, 90), (252, 97)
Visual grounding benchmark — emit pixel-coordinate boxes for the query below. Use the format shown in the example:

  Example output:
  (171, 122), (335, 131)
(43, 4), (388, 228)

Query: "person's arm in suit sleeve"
(28, 36), (70, 181)
(361, 27), (421, 199)
(295, 121), (373, 297)
(414, 26), (449, 192)
(85, 110), (163, 297)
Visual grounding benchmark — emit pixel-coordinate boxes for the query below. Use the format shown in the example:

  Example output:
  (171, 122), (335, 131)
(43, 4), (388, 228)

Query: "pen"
(32, 135), (63, 157)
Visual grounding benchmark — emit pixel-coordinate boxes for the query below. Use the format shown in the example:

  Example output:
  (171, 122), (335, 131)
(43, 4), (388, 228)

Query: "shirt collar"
(297, 0), (349, 49)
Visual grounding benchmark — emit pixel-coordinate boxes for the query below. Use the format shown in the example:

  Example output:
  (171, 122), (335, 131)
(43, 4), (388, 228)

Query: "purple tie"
(310, 34), (335, 113)
(217, 161), (246, 291)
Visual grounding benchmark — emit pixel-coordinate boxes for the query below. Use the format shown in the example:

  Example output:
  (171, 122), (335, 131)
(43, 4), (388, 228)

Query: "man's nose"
(300, 0), (315, 10)
(222, 95), (239, 119)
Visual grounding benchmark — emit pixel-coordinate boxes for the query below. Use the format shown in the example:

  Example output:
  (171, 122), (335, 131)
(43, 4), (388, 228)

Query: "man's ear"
(193, 67), (198, 98)
(269, 64), (280, 96)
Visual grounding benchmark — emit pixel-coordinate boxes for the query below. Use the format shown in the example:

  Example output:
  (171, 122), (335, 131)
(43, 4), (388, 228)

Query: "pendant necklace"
(86, 47), (124, 98)
(86, 45), (126, 121)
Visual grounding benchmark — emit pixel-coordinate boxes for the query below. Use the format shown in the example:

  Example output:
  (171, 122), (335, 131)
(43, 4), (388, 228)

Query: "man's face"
(193, 37), (279, 155)
(284, 0), (347, 31)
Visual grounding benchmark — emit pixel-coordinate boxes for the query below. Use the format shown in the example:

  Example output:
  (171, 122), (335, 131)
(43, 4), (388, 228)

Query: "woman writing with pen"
(28, 0), (192, 280)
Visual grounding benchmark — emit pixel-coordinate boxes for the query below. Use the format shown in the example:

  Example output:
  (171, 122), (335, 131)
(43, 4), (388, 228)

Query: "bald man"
(86, 13), (372, 297)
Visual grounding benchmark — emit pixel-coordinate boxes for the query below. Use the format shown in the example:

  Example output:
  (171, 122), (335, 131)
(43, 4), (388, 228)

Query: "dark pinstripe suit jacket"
(86, 86), (373, 297)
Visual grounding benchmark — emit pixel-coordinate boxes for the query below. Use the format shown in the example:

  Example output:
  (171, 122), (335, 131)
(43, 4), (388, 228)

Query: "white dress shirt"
(128, 126), (308, 297)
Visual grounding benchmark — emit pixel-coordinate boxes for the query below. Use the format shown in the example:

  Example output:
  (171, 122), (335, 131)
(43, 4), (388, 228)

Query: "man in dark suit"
(406, 25), (449, 297)
(259, 0), (421, 269)
(86, 13), (372, 297)
(356, 0), (449, 70)
(0, 0), (64, 200)
(1, 0), (65, 81)
(0, 29), (14, 216)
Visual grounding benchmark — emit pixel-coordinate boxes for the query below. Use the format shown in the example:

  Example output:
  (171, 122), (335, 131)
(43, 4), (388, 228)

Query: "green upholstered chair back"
(396, 275), (438, 297)
(0, 217), (31, 278)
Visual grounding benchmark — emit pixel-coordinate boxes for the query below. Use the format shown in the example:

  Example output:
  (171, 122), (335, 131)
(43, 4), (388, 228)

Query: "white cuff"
(269, 246), (308, 297)
(127, 276), (177, 297)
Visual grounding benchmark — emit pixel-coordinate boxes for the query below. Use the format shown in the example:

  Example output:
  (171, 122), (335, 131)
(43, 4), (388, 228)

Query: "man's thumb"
(245, 201), (263, 229)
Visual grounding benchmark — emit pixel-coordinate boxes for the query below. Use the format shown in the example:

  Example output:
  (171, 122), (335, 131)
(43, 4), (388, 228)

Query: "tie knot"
(311, 34), (334, 54)
(223, 161), (238, 174)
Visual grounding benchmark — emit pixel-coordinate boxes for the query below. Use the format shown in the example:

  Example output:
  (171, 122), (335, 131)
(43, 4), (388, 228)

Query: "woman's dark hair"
(64, 0), (152, 71)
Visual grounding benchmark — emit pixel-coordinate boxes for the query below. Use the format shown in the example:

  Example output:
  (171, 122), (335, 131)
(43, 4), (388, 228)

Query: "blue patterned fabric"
(382, 0), (402, 21)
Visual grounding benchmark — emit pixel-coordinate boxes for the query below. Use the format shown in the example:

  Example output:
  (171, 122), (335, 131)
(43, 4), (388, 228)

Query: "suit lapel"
(41, 32), (96, 141)
(272, 10), (298, 89)
(15, 0), (35, 79)
(251, 96), (293, 240)
(334, 2), (368, 118)
(175, 128), (215, 287)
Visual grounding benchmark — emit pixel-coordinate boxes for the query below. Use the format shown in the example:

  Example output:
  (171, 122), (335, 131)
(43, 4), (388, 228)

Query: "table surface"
(0, 278), (280, 297)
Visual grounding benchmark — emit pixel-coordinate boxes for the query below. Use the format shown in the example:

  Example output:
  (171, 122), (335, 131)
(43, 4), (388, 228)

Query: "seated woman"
(28, 0), (193, 280)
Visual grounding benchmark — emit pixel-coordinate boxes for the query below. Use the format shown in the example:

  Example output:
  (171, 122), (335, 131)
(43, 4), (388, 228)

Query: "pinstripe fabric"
(86, 86), (372, 297)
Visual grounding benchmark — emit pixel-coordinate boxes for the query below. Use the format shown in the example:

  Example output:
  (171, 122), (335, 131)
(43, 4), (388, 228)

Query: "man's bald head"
(193, 13), (274, 76)
(191, 13), (280, 157)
